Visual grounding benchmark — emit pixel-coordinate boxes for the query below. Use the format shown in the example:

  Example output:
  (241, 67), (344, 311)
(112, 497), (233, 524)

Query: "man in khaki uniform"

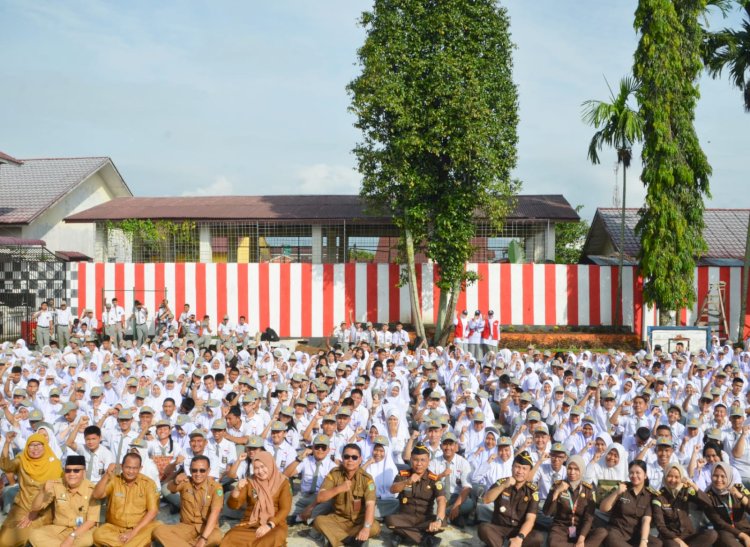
(27, 455), (101, 547)
(313, 443), (380, 547)
(91, 453), (160, 547)
(152, 455), (223, 547)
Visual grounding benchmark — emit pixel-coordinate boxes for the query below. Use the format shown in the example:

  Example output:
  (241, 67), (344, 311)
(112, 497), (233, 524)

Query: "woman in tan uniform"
(221, 451), (291, 547)
(0, 432), (63, 547)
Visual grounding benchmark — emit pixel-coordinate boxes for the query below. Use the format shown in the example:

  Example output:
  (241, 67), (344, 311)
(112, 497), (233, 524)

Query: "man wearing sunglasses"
(26, 455), (101, 547)
(284, 434), (336, 524)
(153, 455), (223, 547)
(313, 443), (380, 546)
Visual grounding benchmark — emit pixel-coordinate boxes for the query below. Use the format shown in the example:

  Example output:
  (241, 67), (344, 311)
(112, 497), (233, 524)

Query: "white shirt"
(297, 455), (336, 494)
(56, 308), (73, 326)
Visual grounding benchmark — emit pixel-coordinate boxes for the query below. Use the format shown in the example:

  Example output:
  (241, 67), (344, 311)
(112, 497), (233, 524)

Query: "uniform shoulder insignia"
(399, 470), (410, 477)
(652, 498), (662, 506)
(581, 481), (592, 489)
(532, 491), (539, 501)
(427, 472), (439, 481)
(647, 486), (659, 495)
(527, 482), (538, 491)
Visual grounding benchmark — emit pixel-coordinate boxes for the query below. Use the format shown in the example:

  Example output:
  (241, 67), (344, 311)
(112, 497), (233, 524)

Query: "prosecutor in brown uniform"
(153, 455), (224, 547)
(701, 461), (750, 547)
(27, 455), (101, 547)
(542, 455), (596, 547)
(91, 453), (160, 547)
(651, 463), (717, 547)
(221, 451), (291, 547)
(385, 444), (446, 546)
(478, 451), (543, 547)
(313, 443), (381, 547)
(587, 460), (656, 547)
(0, 432), (61, 547)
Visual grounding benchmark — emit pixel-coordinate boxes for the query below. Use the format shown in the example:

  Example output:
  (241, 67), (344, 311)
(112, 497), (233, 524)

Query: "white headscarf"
(368, 438), (398, 499)
(586, 442), (628, 484)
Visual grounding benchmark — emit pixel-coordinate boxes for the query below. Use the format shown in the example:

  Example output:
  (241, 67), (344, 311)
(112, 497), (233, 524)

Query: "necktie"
(274, 446), (279, 461)
(445, 464), (452, 499)
(309, 461), (321, 494)
(215, 443), (220, 457)
(117, 434), (126, 461)
(86, 452), (94, 480)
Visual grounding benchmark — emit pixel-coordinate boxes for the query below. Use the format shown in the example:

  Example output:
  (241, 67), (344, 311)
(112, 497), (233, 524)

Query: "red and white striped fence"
(69, 263), (750, 340)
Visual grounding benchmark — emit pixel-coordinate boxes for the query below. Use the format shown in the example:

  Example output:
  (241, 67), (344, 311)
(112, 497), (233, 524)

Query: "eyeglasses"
(190, 468), (208, 473)
(313, 445), (327, 450)
(64, 468), (84, 473)
(342, 454), (359, 461)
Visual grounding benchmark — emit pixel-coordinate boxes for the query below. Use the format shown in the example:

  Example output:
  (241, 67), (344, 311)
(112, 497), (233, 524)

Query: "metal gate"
(0, 243), (68, 344)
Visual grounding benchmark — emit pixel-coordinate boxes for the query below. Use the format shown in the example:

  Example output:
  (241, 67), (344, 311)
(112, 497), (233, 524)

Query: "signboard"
(647, 326), (711, 353)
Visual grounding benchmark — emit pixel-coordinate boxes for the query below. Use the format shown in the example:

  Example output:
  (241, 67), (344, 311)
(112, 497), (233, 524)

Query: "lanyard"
(565, 487), (579, 526)
(720, 494), (735, 527)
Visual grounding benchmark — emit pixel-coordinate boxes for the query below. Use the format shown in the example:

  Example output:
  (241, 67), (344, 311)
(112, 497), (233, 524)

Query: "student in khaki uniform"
(91, 453), (160, 547)
(27, 455), (101, 547)
(385, 444), (446, 546)
(0, 432), (62, 547)
(152, 455), (223, 547)
(313, 443), (381, 547)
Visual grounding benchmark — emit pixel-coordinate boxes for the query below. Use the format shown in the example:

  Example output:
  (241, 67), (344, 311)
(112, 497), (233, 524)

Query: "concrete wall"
(22, 170), (120, 258)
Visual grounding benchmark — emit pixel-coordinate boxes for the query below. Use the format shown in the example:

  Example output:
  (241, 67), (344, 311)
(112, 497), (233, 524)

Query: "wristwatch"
(364, 522), (372, 529)
(517, 533), (526, 540)
(70, 532), (77, 538)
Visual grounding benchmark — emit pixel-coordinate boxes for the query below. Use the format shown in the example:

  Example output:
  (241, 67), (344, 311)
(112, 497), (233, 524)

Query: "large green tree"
(634, 0), (712, 313)
(704, 1), (750, 111)
(348, 0), (519, 344)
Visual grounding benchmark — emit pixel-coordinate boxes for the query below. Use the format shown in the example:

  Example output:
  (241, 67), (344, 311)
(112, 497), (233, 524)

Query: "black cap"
(66, 455), (86, 467)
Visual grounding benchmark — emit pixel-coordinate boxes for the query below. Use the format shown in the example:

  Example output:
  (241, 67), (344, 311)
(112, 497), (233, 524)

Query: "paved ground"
(0, 503), (480, 546)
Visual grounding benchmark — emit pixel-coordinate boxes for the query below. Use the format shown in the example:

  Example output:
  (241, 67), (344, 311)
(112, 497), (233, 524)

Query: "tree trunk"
(614, 163), (627, 328)
(404, 228), (426, 341)
(738, 212), (750, 343)
(436, 280), (461, 346)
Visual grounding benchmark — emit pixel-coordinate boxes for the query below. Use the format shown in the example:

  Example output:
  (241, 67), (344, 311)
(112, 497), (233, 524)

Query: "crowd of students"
(2, 305), (750, 546)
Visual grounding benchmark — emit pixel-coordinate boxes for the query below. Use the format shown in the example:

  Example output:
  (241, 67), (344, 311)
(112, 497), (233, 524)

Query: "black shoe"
(287, 515), (298, 526)
(419, 536), (441, 547)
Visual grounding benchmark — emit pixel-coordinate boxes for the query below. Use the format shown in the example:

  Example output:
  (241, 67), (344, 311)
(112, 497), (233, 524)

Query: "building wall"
(66, 262), (750, 341)
(22, 172), (118, 258)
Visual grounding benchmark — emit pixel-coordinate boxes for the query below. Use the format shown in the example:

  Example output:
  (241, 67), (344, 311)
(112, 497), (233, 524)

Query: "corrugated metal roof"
(585, 208), (750, 261)
(0, 157), (110, 224)
(65, 194), (580, 223)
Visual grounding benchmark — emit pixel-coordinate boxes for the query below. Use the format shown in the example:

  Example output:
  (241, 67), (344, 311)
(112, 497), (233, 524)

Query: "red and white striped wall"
(68, 263), (750, 340)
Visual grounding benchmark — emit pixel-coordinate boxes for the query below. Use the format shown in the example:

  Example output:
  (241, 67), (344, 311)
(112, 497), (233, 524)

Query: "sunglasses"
(342, 454), (360, 461)
(313, 445), (327, 450)
(190, 468), (208, 473)
(64, 468), (84, 473)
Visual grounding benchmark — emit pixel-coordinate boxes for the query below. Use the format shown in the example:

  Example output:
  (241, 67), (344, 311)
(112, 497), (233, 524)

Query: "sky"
(0, 0), (746, 224)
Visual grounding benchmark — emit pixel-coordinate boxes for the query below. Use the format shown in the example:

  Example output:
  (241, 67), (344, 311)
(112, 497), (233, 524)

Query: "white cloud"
(296, 163), (361, 193)
(181, 176), (234, 197)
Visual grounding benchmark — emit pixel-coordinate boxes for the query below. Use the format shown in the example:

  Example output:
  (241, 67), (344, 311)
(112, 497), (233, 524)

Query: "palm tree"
(582, 75), (643, 328)
(703, 1), (750, 111)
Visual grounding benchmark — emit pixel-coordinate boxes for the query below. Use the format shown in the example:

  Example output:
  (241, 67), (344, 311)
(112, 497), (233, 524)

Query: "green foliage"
(634, 0), (712, 311)
(703, 1), (750, 111)
(581, 76), (644, 167)
(555, 206), (590, 264)
(348, 0), (519, 296)
(106, 219), (198, 261)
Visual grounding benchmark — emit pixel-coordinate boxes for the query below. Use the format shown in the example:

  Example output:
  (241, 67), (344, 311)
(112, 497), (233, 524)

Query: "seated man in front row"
(27, 455), (101, 547)
(313, 443), (381, 547)
(91, 453), (160, 547)
(478, 451), (543, 547)
(385, 443), (446, 547)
